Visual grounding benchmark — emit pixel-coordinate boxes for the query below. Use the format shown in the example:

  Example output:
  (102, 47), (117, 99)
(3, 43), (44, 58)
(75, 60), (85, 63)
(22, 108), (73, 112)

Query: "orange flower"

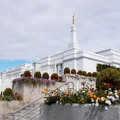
(83, 88), (86, 91)
(93, 95), (96, 98)
(44, 91), (48, 94)
(96, 97), (100, 100)
(56, 88), (59, 90)
(103, 97), (107, 101)
(104, 83), (106, 85)
(65, 92), (67, 95)
(77, 97), (80, 100)
(104, 92), (107, 94)
(91, 98), (94, 101)
(53, 91), (56, 95)
(74, 89), (77, 91)
(69, 92), (72, 94)
(61, 96), (63, 98)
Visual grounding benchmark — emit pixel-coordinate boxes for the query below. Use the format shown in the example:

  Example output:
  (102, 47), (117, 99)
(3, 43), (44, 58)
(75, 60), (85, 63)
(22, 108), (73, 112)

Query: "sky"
(0, 0), (120, 72)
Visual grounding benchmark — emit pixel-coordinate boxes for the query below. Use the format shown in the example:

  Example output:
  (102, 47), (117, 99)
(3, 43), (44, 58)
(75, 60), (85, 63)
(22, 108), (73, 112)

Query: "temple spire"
(73, 15), (75, 24)
(68, 15), (79, 49)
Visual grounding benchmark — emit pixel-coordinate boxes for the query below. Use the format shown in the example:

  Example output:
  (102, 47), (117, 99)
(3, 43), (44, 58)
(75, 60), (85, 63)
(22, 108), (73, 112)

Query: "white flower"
(92, 103), (95, 106)
(82, 91), (85, 93)
(105, 106), (108, 110)
(105, 100), (111, 105)
(107, 96), (110, 99)
(96, 100), (98, 103)
(115, 93), (119, 98)
(95, 103), (99, 107)
(109, 92), (113, 94)
(101, 97), (104, 101)
(109, 88), (111, 90)
(115, 90), (117, 93)
(111, 96), (115, 101)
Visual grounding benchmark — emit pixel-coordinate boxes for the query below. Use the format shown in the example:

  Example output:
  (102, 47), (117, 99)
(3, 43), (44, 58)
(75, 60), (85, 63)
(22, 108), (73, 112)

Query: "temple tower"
(68, 15), (79, 49)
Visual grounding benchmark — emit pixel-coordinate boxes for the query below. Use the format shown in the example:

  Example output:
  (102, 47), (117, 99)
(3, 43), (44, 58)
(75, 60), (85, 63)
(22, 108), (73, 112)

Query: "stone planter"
(39, 104), (120, 120)
(0, 101), (25, 119)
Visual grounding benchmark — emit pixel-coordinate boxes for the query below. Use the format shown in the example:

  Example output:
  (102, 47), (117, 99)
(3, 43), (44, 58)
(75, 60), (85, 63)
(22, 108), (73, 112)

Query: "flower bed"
(13, 77), (56, 86)
(43, 83), (120, 110)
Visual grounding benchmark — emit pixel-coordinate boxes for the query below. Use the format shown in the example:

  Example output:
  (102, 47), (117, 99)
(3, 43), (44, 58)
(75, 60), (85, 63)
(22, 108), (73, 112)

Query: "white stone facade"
(0, 63), (33, 92)
(34, 21), (120, 76)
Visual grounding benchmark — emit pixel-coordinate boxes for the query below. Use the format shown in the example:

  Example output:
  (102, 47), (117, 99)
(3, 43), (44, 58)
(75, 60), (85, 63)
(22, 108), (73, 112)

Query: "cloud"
(0, 0), (120, 61)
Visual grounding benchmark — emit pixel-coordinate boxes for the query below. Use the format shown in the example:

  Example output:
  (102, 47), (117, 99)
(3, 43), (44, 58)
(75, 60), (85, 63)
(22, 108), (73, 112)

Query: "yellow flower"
(70, 89), (72, 91)
(44, 91), (48, 94)
(56, 88), (59, 90)
(96, 97), (100, 100)
(69, 92), (72, 94)
(74, 89), (77, 91)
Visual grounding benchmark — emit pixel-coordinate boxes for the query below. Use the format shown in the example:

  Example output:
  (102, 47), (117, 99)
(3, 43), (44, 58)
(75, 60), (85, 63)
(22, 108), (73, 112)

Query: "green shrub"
(34, 71), (41, 78)
(87, 72), (92, 76)
(51, 73), (58, 80)
(23, 70), (31, 77)
(81, 71), (87, 76)
(92, 72), (98, 77)
(96, 68), (120, 91)
(42, 72), (49, 79)
(71, 69), (76, 74)
(96, 63), (116, 72)
(77, 70), (82, 75)
(64, 67), (70, 74)
(3, 88), (13, 97)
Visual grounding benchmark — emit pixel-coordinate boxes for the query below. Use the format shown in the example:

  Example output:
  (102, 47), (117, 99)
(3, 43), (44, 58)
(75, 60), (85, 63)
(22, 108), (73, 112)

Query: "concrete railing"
(39, 104), (120, 120)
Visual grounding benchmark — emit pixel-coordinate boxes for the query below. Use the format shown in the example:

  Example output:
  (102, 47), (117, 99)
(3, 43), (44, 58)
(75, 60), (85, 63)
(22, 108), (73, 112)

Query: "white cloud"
(0, 0), (120, 61)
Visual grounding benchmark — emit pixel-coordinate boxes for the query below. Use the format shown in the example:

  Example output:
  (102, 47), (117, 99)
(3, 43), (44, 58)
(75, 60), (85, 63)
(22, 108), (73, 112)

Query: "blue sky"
(0, 0), (120, 72)
(0, 60), (30, 72)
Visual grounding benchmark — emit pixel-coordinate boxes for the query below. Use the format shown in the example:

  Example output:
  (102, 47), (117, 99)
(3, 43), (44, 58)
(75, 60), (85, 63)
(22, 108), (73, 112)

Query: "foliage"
(58, 77), (62, 82)
(0, 92), (22, 101)
(51, 73), (58, 81)
(42, 72), (49, 79)
(64, 67), (70, 74)
(96, 68), (120, 91)
(77, 70), (82, 75)
(92, 72), (98, 77)
(3, 88), (13, 97)
(34, 71), (41, 78)
(96, 64), (116, 72)
(71, 69), (76, 74)
(43, 84), (120, 110)
(81, 71), (87, 76)
(23, 70), (31, 77)
(87, 72), (92, 76)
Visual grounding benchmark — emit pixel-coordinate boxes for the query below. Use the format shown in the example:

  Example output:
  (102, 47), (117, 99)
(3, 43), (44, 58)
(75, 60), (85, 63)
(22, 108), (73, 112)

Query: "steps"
(7, 104), (40, 120)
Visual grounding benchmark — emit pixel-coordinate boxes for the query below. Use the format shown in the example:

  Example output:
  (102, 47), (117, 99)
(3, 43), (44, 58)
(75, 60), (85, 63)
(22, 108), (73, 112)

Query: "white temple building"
(0, 64), (33, 92)
(33, 16), (120, 76)
(0, 16), (120, 92)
